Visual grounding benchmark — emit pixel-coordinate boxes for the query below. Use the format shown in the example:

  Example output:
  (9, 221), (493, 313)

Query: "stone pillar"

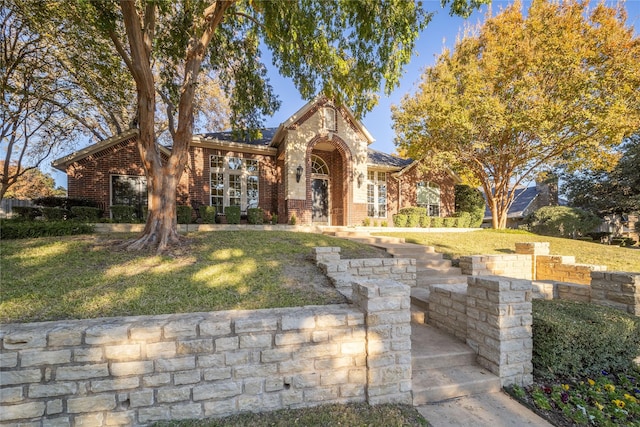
(351, 279), (412, 405)
(466, 276), (533, 387)
(515, 242), (550, 280)
(591, 272), (640, 315)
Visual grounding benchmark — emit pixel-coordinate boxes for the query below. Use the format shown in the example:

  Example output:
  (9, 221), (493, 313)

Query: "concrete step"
(417, 275), (468, 286)
(411, 323), (475, 370)
(346, 236), (407, 246)
(380, 245), (436, 256)
(413, 258), (451, 269)
(411, 290), (430, 311)
(412, 365), (502, 404)
(411, 307), (426, 324)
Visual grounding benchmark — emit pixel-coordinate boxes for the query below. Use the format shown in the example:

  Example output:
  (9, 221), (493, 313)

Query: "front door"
(312, 178), (329, 223)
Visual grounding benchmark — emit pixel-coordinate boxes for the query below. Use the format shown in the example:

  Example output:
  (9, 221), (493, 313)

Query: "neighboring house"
(482, 176), (559, 228)
(597, 213), (639, 243)
(53, 97), (460, 225)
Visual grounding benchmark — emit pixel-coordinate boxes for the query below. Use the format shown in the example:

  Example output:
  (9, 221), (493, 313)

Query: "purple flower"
(601, 370), (609, 376)
(561, 392), (569, 404)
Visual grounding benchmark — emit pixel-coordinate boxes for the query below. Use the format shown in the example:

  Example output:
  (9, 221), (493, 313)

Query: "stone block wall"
(0, 280), (413, 427)
(427, 284), (468, 342)
(466, 276), (533, 387)
(591, 272), (640, 315)
(536, 255), (606, 285)
(459, 255), (532, 280)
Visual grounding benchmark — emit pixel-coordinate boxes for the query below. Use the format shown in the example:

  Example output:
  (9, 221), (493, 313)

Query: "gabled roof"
(52, 130), (174, 171)
(197, 128), (278, 147)
(483, 186), (538, 220)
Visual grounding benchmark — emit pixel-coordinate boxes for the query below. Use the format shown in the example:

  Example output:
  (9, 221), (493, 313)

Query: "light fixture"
(296, 165), (303, 183)
(357, 171), (364, 188)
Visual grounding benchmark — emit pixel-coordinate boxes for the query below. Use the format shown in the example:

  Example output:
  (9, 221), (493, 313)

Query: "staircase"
(325, 229), (502, 404)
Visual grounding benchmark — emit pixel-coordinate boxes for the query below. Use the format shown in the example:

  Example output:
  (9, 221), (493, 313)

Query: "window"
(323, 106), (337, 132)
(417, 181), (440, 216)
(367, 171), (387, 218)
(311, 155), (329, 176)
(210, 155), (259, 212)
(111, 175), (147, 219)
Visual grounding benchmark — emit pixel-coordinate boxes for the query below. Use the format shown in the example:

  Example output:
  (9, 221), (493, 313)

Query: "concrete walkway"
(416, 393), (552, 426)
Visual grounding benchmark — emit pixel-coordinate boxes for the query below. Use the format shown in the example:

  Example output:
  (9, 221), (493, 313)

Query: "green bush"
(362, 217), (371, 227)
(0, 219), (94, 239)
(41, 207), (70, 221)
(200, 206), (217, 224)
(33, 197), (99, 209)
(289, 214), (297, 225)
(443, 217), (457, 227)
(380, 220), (388, 227)
(247, 208), (264, 225)
(419, 215), (431, 228)
(455, 185), (486, 227)
(398, 207), (428, 217)
(271, 214), (278, 225)
(612, 237), (637, 247)
(11, 206), (40, 220)
(533, 300), (640, 380)
(431, 216), (444, 227)
(525, 206), (600, 238)
(176, 205), (192, 224)
(70, 206), (102, 222)
(455, 211), (472, 228)
(110, 205), (138, 223)
(406, 213), (421, 228)
(393, 214), (408, 227)
(225, 205), (241, 224)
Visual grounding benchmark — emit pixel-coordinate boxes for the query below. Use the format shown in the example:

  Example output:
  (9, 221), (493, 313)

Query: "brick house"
(53, 98), (460, 225)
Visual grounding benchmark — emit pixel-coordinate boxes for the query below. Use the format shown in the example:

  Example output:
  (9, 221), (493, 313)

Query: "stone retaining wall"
(591, 272), (640, 315)
(426, 284), (468, 341)
(536, 256), (606, 285)
(0, 279), (412, 426)
(459, 255), (532, 280)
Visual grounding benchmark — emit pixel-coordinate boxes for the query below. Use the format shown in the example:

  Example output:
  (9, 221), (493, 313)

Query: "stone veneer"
(591, 272), (640, 315)
(0, 275), (412, 426)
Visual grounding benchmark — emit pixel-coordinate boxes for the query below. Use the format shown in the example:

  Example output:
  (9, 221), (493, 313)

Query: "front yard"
(0, 231), (387, 324)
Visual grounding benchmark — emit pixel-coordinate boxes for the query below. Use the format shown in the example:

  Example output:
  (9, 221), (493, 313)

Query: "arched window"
(311, 155), (329, 176)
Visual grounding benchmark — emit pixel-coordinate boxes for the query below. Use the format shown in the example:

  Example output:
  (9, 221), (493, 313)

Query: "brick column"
(591, 272), (640, 315)
(466, 276), (533, 387)
(350, 279), (412, 405)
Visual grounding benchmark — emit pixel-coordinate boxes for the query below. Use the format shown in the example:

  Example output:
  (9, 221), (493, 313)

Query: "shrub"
(398, 207), (428, 217)
(362, 217), (371, 227)
(443, 217), (457, 227)
(431, 216), (444, 227)
(289, 214), (297, 225)
(110, 205), (138, 223)
(225, 206), (241, 224)
(393, 214), (408, 227)
(612, 237), (637, 247)
(419, 215), (431, 228)
(406, 213), (421, 227)
(271, 214), (278, 225)
(41, 207), (70, 221)
(533, 300), (640, 380)
(525, 206), (600, 238)
(381, 220), (388, 227)
(70, 206), (102, 222)
(200, 206), (217, 224)
(373, 220), (379, 227)
(33, 197), (99, 209)
(176, 205), (192, 224)
(0, 219), (94, 239)
(455, 185), (486, 227)
(247, 208), (264, 225)
(11, 206), (40, 220)
(455, 211), (472, 228)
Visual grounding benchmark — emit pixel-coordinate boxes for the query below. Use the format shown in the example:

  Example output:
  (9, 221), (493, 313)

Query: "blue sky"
(51, 0), (640, 187)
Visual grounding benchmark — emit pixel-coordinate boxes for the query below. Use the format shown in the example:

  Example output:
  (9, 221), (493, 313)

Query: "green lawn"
(375, 229), (640, 273)
(0, 231), (387, 324)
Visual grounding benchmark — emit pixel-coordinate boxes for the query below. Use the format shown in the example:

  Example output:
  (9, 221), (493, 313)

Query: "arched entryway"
(307, 136), (351, 226)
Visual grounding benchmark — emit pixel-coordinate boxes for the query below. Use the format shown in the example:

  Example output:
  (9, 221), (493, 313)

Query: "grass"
(154, 403), (428, 427)
(374, 229), (640, 272)
(0, 231), (387, 323)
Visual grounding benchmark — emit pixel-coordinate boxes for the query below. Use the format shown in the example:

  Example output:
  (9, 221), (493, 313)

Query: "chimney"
(535, 172), (558, 207)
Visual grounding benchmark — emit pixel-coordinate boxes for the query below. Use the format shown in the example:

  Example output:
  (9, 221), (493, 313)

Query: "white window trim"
(210, 155), (259, 212)
(367, 170), (387, 218)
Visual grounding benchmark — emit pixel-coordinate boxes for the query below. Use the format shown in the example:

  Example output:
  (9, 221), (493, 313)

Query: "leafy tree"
(454, 184), (485, 227)
(563, 134), (640, 216)
(1, 162), (63, 199)
(392, 0), (640, 229)
(524, 206), (601, 238)
(40, 0), (486, 252)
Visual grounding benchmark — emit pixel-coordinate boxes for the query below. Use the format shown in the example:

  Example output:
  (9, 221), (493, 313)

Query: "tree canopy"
(28, 0), (486, 252)
(563, 133), (640, 216)
(392, 0), (640, 229)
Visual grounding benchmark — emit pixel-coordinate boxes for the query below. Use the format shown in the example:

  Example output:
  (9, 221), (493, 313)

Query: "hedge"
(398, 207), (428, 216)
(533, 300), (640, 380)
(33, 197), (99, 209)
(247, 208), (264, 225)
(41, 207), (70, 221)
(70, 206), (102, 222)
(176, 205), (193, 224)
(200, 206), (218, 224)
(224, 205), (241, 224)
(0, 220), (94, 239)
(110, 205), (138, 223)
(11, 206), (40, 220)
(393, 214), (408, 227)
